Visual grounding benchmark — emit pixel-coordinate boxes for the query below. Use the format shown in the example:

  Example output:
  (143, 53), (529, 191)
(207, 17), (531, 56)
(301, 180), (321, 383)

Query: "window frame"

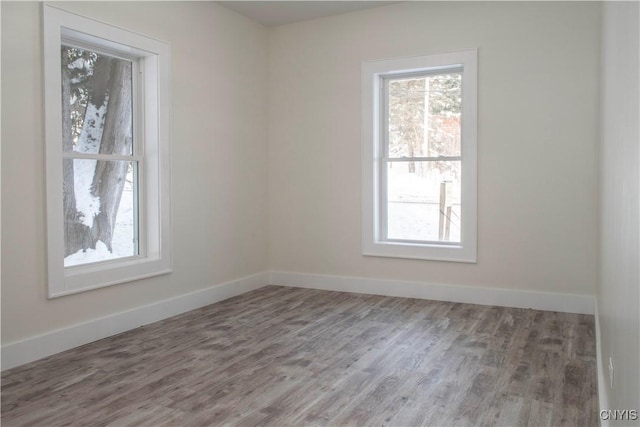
(43, 4), (172, 297)
(361, 49), (478, 263)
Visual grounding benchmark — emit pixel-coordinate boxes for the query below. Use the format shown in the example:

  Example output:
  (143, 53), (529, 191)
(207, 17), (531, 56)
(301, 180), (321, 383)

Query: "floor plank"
(1, 286), (598, 426)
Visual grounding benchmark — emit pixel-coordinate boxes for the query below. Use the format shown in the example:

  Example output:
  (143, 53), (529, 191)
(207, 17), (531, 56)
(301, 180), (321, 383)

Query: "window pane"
(61, 46), (133, 156)
(387, 73), (461, 158)
(64, 159), (138, 267)
(386, 160), (461, 243)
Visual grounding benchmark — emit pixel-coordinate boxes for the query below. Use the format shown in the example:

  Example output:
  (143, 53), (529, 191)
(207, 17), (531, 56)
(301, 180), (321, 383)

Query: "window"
(44, 5), (172, 297)
(362, 50), (477, 262)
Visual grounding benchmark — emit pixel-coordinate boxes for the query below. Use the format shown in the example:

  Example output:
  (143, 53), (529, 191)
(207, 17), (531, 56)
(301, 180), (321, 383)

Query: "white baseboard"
(1, 272), (269, 371)
(270, 271), (595, 315)
(594, 300), (610, 427)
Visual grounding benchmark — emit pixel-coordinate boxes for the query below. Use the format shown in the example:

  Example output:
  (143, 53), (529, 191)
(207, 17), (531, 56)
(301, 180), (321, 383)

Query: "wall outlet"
(608, 356), (615, 389)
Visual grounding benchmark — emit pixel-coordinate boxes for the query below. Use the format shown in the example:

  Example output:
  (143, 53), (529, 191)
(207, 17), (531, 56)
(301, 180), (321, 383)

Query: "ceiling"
(217, 1), (400, 27)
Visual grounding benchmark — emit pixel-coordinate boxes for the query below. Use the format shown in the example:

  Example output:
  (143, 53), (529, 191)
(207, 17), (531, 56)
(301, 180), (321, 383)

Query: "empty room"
(1, 1), (638, 426)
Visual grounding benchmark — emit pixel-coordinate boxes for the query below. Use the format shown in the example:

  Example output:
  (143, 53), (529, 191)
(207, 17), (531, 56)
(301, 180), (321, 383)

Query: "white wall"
(268, 2), (600, 296)
(598, 1), (640, 421)
(1, 1), (269, 344)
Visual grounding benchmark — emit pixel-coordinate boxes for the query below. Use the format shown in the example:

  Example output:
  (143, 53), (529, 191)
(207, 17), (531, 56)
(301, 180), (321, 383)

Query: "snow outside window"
(44, 5), (172, 297)
(362, 50), (478, 262)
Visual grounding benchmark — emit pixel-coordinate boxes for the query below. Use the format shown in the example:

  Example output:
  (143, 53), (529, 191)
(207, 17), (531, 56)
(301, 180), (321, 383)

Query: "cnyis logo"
(600, 409), (639, 421)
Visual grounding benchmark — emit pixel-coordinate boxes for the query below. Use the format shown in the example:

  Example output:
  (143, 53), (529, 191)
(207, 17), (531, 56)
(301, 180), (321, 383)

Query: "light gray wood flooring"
(1, 286), (598, 426)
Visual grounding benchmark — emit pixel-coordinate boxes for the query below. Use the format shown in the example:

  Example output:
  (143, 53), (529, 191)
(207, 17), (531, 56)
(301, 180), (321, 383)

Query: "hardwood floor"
(1, 286), (598, 426)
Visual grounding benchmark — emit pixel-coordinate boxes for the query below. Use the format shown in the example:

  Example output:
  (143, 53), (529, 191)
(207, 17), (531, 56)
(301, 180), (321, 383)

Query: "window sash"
(62, 153), (143, 161)
(379, 158), (463, 245)
(379, 71), (464, 245)
(60, 40), (146, 269)
(62, 159), (143, 269)
(60, 47), (144, 159)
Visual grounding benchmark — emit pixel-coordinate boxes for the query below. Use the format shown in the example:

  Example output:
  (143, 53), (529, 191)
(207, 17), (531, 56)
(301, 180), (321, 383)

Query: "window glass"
(384, 72), (463, 244)
(61, 45), (138, 267)
(387, 73), (461, 159)
(63, 160), (137, 266)
(386, 160), (461, 243)
(62, 46), (133, 156)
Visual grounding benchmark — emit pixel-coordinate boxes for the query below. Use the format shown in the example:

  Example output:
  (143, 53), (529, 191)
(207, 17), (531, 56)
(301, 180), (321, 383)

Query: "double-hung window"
(362, 50), (477, 262)
(43, 5), (171, 297)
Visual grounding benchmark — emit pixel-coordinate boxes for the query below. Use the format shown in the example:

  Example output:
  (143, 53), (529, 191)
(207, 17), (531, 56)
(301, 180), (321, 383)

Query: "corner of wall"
(594, 299), (610, 427)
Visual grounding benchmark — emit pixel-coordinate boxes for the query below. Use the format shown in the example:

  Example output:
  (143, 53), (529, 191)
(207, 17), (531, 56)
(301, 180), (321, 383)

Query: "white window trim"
(361, 49), (478, 263)
(43, 4), (172, 297)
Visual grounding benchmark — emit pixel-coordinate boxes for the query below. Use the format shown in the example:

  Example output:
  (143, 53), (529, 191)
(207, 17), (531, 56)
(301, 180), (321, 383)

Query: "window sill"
(50, 268), (173, 298)
(363, 240), (477, 263)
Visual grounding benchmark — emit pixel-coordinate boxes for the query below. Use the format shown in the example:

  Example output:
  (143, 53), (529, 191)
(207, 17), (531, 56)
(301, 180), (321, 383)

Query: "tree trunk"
(62, 65), (91, 257)
(90, 59), (132, 252)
